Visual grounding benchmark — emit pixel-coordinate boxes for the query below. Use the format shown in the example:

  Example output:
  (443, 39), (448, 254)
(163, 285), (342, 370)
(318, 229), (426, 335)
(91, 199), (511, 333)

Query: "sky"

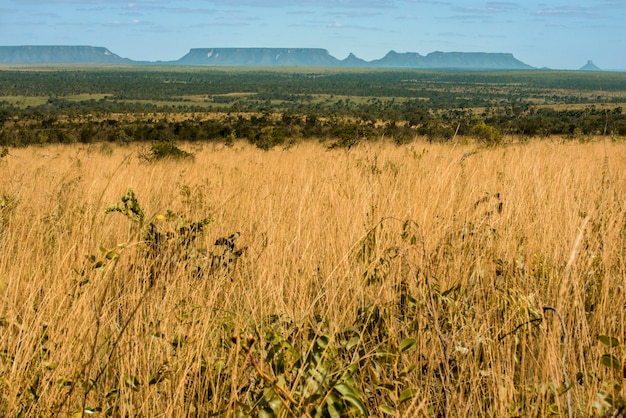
(1, 0), (625, 70)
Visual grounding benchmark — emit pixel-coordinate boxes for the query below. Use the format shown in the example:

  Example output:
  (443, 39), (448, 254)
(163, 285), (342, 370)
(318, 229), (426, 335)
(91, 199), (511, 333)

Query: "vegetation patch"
(139, 140), (194, 161)
(1, 68), (625, 149)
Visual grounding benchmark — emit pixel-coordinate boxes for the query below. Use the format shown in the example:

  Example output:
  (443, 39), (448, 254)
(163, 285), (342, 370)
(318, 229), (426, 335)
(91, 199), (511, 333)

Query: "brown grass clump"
(0, 138), (625, 416)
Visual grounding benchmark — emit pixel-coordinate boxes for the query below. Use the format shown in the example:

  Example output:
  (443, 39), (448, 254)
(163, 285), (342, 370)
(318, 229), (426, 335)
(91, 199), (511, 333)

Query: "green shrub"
(141, 140), (194, 161)
(472, 121), (503, 145)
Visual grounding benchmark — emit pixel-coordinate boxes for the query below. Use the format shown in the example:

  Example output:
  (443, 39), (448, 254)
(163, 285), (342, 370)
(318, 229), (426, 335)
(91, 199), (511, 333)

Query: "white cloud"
(531, 5), (600, 19)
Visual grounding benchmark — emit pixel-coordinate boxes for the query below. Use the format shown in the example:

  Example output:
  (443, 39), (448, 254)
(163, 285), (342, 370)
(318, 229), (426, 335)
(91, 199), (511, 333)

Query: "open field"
(1, 138), (625, 416)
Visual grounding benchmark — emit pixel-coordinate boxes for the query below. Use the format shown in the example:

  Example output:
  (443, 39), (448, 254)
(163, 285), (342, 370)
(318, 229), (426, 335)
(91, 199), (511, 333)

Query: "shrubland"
(2, 68), (626, 148)
(0, 138), (625, 416)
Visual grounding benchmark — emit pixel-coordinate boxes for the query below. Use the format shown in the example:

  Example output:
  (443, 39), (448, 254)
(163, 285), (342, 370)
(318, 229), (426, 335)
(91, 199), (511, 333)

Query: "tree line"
(1, 99), (624, 149)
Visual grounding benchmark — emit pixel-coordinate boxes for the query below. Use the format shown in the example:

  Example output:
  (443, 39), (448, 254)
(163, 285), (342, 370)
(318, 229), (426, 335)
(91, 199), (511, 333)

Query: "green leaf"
(341, 394), (368, 415)
(399, 364), (417, 377)
(374, 350), (397, 362)
(56, 378), (72, 388)
(327, 401), (341, 418)
(341, 364), (359, 381)
(380, 405), (396, 415)
(334, 383), (358, 398)
(547, 403), (559, 414)
(376, 383), (395, 393)
(441, 284), (461, 298)
(306, 368), (325, 392)
(346, 336), (360, 350)
(600, 354), (622, 371)
(263, 388), (284, 414)
(124, 374), (141, 391)
(43, 361), (58, 370)
(312, 335), (330, 360)
(399, 388), (418, 403)
(400, 338), (417, 353)
(148, 371), (169, 385)
(258, 408), (274, 418)
(599, 335), (620, 349)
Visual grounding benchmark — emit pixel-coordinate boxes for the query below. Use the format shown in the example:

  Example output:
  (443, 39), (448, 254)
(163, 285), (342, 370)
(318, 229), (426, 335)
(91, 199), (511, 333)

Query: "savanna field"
(0, 138), (625, 417)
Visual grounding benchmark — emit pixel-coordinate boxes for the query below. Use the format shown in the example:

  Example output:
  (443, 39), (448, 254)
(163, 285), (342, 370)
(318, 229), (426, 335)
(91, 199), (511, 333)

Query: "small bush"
(141, 140), (194, 161)
(472, 121), (503, 145)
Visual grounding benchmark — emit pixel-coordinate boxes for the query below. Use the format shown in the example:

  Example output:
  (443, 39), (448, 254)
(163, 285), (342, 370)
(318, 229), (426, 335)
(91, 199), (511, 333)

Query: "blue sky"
(1, 0), (625, 70)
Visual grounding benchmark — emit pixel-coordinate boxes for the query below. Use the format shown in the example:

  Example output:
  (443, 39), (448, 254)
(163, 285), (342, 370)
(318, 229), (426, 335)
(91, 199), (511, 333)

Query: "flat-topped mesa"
(423, 51), (529, 69)
(370, 51), (532, 69)
(0, 45), (132, 64)
(176, 48), (341, 66)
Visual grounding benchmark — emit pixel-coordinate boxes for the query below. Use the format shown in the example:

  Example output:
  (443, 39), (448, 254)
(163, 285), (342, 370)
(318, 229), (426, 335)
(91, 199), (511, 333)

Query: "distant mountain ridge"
(177, 48), (342, 67)
(178, 48), (533, 69)
(0, 45), (534, 69)
(0, 46), (132, 64)
(370, 50), (533, 69)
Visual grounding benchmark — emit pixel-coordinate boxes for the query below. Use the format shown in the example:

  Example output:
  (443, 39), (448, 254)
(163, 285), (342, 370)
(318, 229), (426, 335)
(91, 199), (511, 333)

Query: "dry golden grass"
(0, 138), (625, 416)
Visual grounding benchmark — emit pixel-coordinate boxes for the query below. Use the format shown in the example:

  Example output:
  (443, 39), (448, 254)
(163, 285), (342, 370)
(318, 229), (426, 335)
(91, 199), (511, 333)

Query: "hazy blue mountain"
(369, 50), (533, 69)
(176, 48), (533, 69)
(176, 48), (342, 66)
(0, 46), (132, 64)
(579, 60), (602, 71)
(423, 51), (533, 69)
(0, 45), (536, 70)
(369, 50), (425, 68)
(340, 53), (369, 67)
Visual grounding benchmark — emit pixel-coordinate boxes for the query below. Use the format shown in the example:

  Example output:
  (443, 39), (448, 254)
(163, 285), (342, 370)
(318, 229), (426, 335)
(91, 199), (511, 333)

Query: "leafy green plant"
(594, 335), (626, 416)
(472, 120), (503, 145)
(254, 126), (287, 151)
(50, 188), (223, 415)
(104, 187), (145, 228)
(237, 332), (366, 417)
(139, 140), (194, 161)
(105, 188), (224, 283)
(234, 311), (418, 417)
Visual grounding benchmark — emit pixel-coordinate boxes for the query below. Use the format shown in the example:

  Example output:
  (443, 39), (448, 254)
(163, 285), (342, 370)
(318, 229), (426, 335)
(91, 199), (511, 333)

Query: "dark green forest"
(1, 66), (625, 149)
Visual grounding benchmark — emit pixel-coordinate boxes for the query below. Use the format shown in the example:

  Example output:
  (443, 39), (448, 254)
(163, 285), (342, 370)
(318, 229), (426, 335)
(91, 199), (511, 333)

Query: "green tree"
(472, 121), (503, 145)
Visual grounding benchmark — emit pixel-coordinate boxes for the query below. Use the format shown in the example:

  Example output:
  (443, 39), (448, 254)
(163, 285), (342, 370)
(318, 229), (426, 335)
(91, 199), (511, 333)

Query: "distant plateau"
(0, 45), (605, 71)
